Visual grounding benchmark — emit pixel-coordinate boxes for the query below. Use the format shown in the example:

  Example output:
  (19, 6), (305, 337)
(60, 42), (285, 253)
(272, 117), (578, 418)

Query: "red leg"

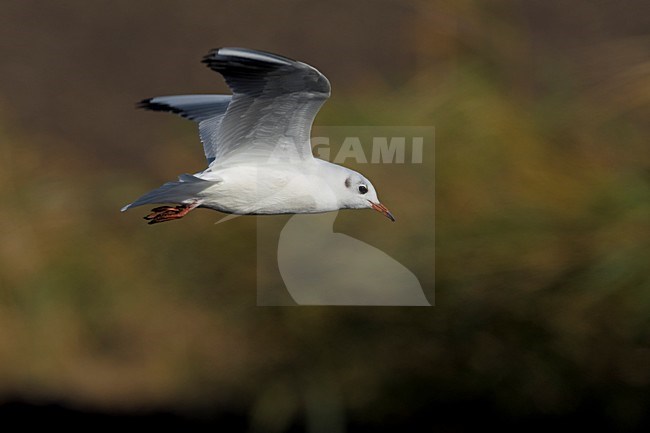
(144, 202), (199, 225)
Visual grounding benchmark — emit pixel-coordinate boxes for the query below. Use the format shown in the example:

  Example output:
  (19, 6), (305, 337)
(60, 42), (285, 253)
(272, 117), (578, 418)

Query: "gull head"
(339, 171), (395, 222)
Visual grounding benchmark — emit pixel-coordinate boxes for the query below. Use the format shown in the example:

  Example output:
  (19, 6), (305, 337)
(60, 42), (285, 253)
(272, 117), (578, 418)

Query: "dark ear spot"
(344, 177), (351, 188)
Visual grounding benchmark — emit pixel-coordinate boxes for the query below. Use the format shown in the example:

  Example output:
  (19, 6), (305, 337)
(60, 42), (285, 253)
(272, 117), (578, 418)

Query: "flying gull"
(122, 47), (395, 224)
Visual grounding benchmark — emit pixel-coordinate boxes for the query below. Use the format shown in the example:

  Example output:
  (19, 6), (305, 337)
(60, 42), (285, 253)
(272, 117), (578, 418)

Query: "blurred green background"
(0, 0), (648, 430)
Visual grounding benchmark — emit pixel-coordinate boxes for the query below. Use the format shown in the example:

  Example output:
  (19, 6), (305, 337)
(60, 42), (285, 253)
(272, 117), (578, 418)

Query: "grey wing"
(138, 94), (232, 164)
(201, 47), (331, 164)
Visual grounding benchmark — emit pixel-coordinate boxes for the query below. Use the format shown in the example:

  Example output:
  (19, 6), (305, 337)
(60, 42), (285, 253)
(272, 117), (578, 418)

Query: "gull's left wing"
(201, 47), (331, 164)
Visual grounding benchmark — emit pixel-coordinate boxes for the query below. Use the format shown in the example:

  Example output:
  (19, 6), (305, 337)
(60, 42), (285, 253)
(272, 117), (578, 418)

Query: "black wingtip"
(201, 47), (221, 64)
(201, 47), (297, 67)
(136, 98), (153, 110)
(136, 98), (184, 116)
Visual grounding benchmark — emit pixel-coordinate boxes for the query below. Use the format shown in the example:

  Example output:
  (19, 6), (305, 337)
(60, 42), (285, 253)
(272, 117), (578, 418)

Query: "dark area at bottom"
(2, 397), (647, 432)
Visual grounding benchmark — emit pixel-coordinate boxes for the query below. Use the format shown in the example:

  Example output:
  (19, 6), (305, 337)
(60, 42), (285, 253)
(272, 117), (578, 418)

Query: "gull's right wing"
(138, 94), (232, 165)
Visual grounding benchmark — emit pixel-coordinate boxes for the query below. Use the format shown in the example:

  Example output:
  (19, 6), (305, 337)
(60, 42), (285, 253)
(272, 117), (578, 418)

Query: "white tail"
(121, 174), (217, 211)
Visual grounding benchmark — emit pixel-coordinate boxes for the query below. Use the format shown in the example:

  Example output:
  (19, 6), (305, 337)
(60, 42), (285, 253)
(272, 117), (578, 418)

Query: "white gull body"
(121, 48), (394, 224)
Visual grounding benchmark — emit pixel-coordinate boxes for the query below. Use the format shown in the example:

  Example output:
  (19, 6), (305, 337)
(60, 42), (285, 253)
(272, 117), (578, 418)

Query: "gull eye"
(358, 185), (368, 194)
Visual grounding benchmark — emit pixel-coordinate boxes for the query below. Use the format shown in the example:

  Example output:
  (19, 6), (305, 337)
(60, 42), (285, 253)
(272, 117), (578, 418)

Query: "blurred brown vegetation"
(0, 0), (649, 430)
